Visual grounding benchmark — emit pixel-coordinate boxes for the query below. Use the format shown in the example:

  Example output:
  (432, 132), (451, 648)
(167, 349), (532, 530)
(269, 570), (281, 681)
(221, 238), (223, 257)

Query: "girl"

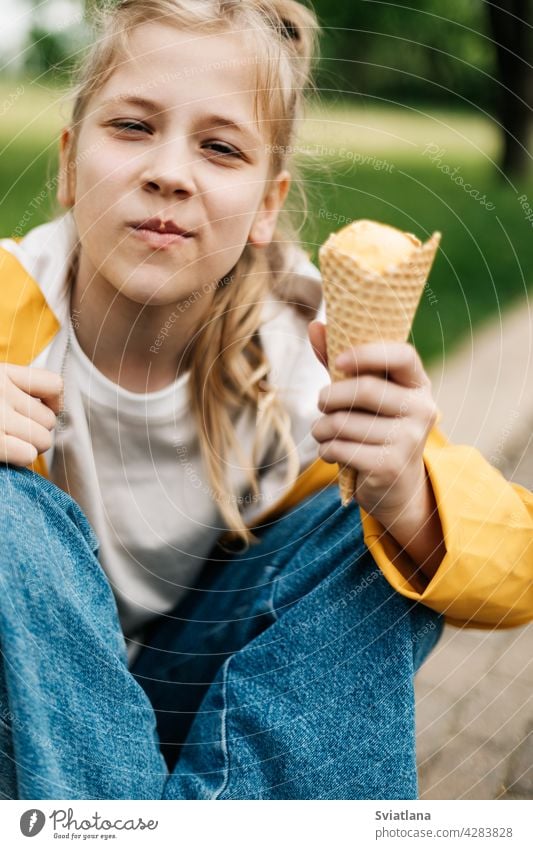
(0, 0), (532, 800)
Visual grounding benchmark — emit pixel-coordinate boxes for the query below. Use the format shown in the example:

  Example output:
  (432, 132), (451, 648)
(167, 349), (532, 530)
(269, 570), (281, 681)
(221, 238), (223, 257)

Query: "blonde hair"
(62, 0), (321, 544)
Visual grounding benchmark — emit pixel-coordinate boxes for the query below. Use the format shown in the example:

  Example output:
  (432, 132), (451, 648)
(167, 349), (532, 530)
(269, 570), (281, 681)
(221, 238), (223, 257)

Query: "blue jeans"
(0, 464), (442, 799)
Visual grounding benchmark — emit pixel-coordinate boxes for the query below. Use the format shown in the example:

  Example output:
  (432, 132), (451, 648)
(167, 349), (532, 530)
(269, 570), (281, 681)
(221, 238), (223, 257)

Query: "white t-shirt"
(57, 325), (228, 636)
(49, 292), (328, 652)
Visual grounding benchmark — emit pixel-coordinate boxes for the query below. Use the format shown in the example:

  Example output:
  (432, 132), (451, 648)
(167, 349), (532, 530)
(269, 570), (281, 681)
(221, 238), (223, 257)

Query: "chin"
(117, 278), (186, 308)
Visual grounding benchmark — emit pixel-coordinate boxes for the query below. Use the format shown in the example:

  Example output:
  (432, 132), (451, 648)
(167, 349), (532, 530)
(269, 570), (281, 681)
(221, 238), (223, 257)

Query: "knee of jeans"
(0, 463), (99, 558)
(281, 485), (346, 532)
(0, 464), (46, 524)
(268, 499), (371, 615)
(255, 486), (362, 566)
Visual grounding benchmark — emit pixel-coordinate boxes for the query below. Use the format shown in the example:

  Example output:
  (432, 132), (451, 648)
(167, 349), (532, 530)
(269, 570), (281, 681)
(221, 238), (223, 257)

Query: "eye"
(202, 141), (242, 159)
(109, 119), (152, 135)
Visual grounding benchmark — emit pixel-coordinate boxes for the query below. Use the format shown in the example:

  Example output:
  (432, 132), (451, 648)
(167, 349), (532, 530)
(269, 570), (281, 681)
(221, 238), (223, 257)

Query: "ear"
(248, 170), (291, 248)
(57, 127), (76, 208)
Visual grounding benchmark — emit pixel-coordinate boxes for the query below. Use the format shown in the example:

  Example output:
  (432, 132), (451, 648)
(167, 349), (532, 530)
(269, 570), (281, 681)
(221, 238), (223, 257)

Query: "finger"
(4, 365), (63, 414)
(308, 320), (328, 369)
(312, 411), (391, 445)
(318, 376), (409, 417)
(3, 409), (54, 454)
(318, 439), (383, 475)
(318, 440), (414, 490)
(334, 342), (430, 389)
(0, 433), (38, 466)
(12, 387), (57, 431)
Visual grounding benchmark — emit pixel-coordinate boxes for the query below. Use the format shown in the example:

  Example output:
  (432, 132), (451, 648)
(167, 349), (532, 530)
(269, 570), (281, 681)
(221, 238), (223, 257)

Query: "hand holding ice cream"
(309, 219), (445, 579)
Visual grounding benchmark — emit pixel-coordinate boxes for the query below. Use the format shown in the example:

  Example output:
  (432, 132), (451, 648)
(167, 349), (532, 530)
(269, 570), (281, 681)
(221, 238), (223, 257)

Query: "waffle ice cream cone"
(318, 220), (441, 505)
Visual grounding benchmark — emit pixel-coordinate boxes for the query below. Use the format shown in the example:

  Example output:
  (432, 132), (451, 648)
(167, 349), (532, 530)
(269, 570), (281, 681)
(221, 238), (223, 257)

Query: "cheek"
(73, 143), (134, 218)
(205, 175), (264, 235)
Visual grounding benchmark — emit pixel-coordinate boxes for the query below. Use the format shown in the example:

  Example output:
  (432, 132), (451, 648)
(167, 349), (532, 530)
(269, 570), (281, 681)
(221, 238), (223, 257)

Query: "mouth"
(128, 217), (195, 249)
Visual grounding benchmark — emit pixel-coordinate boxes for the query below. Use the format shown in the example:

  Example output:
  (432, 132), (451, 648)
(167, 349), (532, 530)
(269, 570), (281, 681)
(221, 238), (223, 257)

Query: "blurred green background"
(0, 0), (531, 363)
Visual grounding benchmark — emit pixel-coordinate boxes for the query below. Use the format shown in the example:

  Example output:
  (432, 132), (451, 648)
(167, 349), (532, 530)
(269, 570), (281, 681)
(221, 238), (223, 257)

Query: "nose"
(141, 137), (196, 198)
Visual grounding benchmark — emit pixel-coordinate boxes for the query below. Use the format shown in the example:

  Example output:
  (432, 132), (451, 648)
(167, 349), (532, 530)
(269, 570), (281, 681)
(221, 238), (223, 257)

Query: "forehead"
(96, 22), (262, 128)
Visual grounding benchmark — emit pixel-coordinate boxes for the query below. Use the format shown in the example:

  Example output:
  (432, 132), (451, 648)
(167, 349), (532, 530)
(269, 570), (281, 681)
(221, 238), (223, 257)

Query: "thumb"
(308, 320), (329, 370)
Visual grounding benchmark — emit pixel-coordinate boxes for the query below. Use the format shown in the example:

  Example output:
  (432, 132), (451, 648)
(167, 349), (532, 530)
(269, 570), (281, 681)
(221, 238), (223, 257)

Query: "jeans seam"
(211, 655), (231, 800)
(267, 571), (280, 625)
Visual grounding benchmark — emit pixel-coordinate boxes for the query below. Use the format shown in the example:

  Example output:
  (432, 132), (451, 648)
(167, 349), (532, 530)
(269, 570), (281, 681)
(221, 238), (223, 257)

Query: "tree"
(485, 0), (532, 179)
(24, 0), (87, 77)
(311, 0), (531, 178)
(311, 0), (495, 108)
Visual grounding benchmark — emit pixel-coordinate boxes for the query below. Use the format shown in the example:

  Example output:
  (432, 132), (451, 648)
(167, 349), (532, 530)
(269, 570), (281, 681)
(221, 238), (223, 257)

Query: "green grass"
(1, 78), (532, 364)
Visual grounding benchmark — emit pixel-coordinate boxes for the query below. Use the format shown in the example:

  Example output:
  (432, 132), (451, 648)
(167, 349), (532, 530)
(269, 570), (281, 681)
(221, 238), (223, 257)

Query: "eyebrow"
(99, 95), (261, 144)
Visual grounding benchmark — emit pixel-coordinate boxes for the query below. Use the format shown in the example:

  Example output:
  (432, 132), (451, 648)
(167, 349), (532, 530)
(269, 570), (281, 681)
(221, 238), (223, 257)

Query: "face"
(58, 23), (290, 307)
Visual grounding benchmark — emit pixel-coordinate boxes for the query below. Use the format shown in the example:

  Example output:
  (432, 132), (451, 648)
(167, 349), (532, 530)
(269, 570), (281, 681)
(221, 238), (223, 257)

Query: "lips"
(130, 217), (195, 237)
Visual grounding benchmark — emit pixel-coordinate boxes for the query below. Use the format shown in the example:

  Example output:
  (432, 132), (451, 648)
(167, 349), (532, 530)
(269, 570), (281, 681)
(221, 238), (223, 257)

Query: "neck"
(70, 253), (214, 393)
